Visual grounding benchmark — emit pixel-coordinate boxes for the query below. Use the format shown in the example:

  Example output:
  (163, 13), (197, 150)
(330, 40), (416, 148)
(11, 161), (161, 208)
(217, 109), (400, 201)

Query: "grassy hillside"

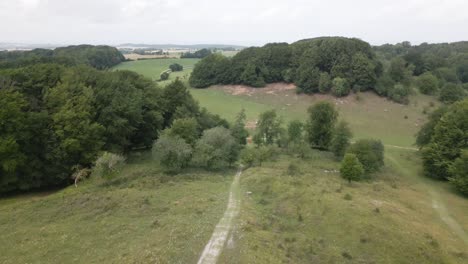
(0, 152), (233, 263)
(113, 58), (200, 85)
(190, 85), (439, 147)
(219, 151), (468, 263)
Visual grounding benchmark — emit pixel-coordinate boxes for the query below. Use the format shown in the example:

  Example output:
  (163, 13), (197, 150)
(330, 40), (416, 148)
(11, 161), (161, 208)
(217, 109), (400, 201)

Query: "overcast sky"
(1, 0), (467, 46)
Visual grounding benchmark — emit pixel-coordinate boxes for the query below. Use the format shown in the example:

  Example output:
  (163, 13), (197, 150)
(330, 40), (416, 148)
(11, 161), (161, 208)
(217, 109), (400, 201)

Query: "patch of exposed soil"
(215, 82), (296, 96)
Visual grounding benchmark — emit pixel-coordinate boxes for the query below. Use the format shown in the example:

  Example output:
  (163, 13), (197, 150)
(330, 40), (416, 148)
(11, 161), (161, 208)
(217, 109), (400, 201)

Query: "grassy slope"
(219, 152), (468, 264)
(0, 152), (233, 264)
(191, 87), (439, 147)
(113, 58), (200, 85)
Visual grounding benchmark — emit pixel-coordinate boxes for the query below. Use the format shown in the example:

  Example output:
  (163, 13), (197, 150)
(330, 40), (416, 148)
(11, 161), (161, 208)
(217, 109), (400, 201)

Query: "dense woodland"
(190, 37), (468, 104)
(0, 45), (125, 70)
(0, 46), (227, 192)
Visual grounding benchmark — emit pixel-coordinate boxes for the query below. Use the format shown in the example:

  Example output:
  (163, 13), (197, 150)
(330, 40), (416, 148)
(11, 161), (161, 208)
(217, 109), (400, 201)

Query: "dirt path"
(197, 168), (242, 264)
(386, 153), (468, 247)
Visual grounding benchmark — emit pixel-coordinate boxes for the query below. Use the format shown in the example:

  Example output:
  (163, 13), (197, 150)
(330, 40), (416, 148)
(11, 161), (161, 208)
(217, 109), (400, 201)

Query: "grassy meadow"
(113, 58), (200, 85)
(219, 151), (468, 263)
(0, 152), (233, 263)
(190, 86), (439, 147)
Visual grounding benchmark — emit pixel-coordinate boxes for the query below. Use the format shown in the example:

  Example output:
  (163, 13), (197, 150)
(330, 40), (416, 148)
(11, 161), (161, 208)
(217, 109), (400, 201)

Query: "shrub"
(340, 153), (364, 183)
(347, 139), (384, 174)
(240, 147), (256, 167)
(416, 72), (439, 95)
(152, 135), (192, 173)
(287, 162), (300, 176)
(160, 71), (170, 81)
(388, 83), (410, 104)
(192, 126), (239, 170)
(93, 152), (126, 178)
(169, 63), (183, 72)
(439, 83), (465, 104)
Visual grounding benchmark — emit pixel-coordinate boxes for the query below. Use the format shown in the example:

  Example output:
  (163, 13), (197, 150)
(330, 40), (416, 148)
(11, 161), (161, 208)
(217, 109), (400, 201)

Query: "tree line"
(0, 45), (125, 70)
(416, 98), (468, 195)
(180, 48), (212, 59)
(374, 41), (468, 104)
(0, 57), (226, 193)
(189, 37), (467, 104)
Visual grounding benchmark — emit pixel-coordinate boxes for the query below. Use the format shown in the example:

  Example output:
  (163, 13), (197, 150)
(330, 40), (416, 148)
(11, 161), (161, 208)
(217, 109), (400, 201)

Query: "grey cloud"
(0, 0), (467, 46)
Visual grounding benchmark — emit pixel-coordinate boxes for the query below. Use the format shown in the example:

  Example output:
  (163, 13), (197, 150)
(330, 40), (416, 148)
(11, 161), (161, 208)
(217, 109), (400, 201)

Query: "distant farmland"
(113, 58), (200, 85)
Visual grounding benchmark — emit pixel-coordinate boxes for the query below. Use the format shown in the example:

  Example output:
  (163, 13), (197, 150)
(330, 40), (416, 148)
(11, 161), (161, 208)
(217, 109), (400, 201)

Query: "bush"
(192, 127), (239, 170)
(287, 162), (301, 176)
(169, 63), (183, 72)
(439, 83), (466, 104)
(160, 71), (170, 81)
(416, 72), (439, 95)
(347, 139), (384, 174)
(240, 148), (256, 167)
(93, 152), (126, 178)
(152, 135), (192, 173)
(388, 83), (410, 104)
(340, 153), (364, 183)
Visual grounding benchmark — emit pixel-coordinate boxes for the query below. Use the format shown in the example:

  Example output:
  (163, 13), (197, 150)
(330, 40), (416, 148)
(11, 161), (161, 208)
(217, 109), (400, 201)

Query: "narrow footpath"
(197, 168), (242, 264)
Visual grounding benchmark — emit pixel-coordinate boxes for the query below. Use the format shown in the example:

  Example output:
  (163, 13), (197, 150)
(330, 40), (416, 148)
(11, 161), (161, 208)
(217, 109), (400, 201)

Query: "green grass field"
(0, 152), (234, 263)
(113, 58), (200, 85)
(191, 86), (439, 147)
(219, 152), (468, 263)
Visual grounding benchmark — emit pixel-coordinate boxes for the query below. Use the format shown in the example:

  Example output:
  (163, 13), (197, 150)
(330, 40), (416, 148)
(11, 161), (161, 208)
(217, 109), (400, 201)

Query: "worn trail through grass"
(197, 168), (242, 264)
(386, 152), (468, 247)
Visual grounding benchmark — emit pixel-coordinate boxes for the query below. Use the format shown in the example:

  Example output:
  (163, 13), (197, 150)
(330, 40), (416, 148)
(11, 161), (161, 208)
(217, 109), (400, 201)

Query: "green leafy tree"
(240, 147), (256, 167)
(287, 120), (304, 144)
(347, 139), (384, 174)
(449, 150), (468, 195)
(189, 54), (231, 88)
(192, 127), (239, 169)
(240, 62), (266, 87)
(318, 72), (332, 93)
(417, 72), (439, 95)
(231, 109), (249, 145)
(295, 65), (320, 94)
(340, 153), (364, 183)
(389, 57), (412, 85)
(449, 149), (468, 195)
(153, 134), (192, 173)
(457, 61), (468, 83)
(416, 106), (447, 148)
(254, 110), (283, 146)
(388, 83), (410, 104)
(331, 121), (353, 158)
(306, 102), (338, 149)
(331, 77), (350, 97)
(350, 52), (377, 90)
(422, 99), (468, 180)
(165, 118), (199, 146)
